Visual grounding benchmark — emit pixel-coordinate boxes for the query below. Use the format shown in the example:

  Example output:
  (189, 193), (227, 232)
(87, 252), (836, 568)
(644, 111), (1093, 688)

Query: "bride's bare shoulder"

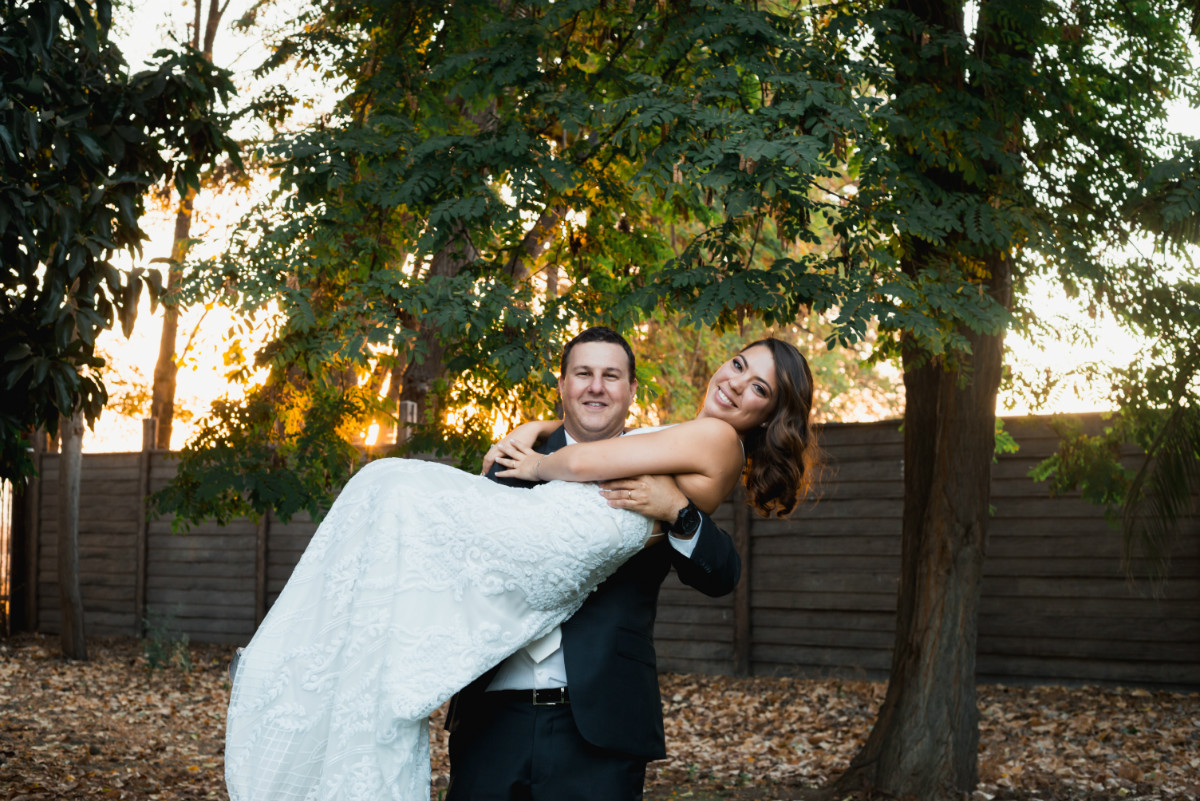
(673, 417), (739, 438)
(652, 418), (740, 453)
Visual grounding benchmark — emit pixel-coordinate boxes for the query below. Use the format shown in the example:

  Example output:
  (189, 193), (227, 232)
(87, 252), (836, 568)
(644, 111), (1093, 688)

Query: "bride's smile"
(700, 345), (778, 432)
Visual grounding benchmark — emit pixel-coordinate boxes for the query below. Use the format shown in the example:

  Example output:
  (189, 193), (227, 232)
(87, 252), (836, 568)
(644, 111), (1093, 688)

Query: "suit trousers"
(445, 693), (647, 801)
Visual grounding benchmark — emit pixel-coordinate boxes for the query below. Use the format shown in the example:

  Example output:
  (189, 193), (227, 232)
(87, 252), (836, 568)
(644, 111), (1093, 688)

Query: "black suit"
(445, 427), (741, 797)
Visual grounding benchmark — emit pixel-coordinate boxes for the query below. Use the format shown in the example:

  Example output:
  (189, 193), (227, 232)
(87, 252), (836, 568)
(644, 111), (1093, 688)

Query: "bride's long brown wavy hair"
(737, 338), (821, 517)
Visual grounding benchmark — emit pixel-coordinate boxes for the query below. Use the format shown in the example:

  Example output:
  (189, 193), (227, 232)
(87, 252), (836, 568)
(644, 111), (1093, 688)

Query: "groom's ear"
(622, 377), (638, 412)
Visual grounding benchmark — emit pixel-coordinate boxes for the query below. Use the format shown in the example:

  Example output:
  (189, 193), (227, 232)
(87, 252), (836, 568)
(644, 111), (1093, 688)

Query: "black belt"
(489, 687), (570, 706)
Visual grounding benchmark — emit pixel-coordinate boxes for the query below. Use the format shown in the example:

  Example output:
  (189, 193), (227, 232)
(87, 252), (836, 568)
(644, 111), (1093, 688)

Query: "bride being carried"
(225, 327), (819, 801)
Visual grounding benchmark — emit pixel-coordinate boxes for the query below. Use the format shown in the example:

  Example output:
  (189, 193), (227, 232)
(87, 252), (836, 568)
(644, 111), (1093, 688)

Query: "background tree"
(818, 0), (1198, 797)
(148, 0), (243, 450)
(0, 0), (240, 656)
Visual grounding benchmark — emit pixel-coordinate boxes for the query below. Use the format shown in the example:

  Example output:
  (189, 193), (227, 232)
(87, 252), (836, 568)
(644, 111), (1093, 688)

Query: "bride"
(224, 335), (818, 801)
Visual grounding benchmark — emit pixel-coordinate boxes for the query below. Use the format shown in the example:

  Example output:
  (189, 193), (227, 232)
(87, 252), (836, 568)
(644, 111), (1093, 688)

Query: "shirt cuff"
(668, 525), (701, 558)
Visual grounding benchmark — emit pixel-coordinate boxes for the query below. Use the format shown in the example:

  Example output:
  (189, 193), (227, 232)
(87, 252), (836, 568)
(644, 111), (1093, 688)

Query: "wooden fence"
(15, 415), (1200, 689)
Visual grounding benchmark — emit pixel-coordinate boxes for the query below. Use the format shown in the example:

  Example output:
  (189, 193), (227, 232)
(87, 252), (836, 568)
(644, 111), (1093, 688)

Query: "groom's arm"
(601, 474), (741, 597)
(670, 511), (741, 597)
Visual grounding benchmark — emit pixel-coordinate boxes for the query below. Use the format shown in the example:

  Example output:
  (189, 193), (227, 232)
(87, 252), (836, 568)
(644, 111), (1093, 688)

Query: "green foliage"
(142, 606), (191, 672)
(150, 385), (365, 528)
(1126, 140), (1200, 248)
(1029, 416), (1134, 505)
(994, 418), (1019, 462)
(0, 0), (240, 482)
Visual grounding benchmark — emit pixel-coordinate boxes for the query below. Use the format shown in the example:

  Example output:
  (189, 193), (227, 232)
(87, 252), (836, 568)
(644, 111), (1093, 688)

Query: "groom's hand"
(600, 474), (690, 532)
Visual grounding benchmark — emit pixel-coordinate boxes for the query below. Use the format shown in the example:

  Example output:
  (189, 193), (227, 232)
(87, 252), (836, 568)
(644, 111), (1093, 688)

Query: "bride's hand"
(493, 441), (542, 482)
(480, 441), (508, 475)
(600, 474), (688, 522)
(481, 422), (548, 475)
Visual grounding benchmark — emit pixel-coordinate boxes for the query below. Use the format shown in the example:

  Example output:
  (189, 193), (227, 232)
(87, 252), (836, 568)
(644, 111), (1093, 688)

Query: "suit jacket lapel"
(539, 427), (568, 460)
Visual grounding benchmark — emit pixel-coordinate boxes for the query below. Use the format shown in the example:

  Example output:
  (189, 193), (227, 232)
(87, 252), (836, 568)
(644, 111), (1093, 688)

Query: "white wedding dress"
(224, 458), (652, 801)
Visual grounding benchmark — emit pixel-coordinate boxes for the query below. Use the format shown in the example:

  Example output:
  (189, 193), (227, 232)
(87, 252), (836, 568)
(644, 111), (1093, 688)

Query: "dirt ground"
(1, 633), (1196, 800)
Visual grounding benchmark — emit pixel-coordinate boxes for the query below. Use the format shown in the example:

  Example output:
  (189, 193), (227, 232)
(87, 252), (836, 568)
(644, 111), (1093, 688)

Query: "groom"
(444, 326), (742, 801)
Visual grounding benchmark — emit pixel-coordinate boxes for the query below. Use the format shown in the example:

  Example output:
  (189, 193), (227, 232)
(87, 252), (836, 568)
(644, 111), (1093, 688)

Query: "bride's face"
(699, 345), (778, 433)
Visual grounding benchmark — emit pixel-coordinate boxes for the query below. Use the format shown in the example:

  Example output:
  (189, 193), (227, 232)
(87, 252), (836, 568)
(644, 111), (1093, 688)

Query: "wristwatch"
(663, 500), (701, 537)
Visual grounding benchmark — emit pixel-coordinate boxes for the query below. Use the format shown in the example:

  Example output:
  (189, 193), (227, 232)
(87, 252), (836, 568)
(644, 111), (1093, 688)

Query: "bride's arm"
(479, 419), (562, 475)
(495, 418), (742, 510)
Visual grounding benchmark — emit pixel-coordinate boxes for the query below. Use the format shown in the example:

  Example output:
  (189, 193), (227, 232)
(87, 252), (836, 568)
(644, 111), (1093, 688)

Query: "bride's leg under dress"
(224, 458), (651, 801)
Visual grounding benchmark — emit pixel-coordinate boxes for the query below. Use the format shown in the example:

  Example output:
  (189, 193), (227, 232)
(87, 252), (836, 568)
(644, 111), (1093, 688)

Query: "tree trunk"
(834, 246), (1012, 797)
(56, 409), (87, 660)
(398, 230), (479, 420)
(824, 0), (1026, 789)
(150, 188), (196, 449)
(149, 0), (225, 450)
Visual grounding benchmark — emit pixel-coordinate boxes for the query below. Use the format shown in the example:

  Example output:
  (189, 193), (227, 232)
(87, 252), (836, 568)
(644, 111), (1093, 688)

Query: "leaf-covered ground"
(1, 634), (1196, 800)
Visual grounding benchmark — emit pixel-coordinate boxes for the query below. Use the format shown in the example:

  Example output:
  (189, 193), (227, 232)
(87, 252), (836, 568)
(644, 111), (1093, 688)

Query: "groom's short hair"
(560, 326), (636, 379)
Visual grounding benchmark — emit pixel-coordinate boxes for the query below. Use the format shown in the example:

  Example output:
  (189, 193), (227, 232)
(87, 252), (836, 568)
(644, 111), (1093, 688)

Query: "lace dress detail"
(225, 459), (651, 801)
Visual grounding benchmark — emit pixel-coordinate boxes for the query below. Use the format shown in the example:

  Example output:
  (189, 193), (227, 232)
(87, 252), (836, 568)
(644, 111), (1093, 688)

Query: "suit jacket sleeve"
(668, 510), (741, 597)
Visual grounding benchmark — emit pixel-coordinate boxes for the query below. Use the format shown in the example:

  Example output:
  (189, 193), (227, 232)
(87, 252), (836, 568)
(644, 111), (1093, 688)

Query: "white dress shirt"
(486, 430), (701, 691)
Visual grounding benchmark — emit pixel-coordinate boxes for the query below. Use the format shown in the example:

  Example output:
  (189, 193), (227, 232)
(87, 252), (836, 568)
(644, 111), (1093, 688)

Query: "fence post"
(18, 432), (46, 632)
(732, 483), (752, 677)
(255, 509), (271, 626)
(134, 418), (156, 637)
(396, 400), (418, 445)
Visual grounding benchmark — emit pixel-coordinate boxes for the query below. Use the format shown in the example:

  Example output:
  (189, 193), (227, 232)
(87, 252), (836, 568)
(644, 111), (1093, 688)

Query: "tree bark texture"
(835, 248), (1012, 799)
(56, 409), (87, 660)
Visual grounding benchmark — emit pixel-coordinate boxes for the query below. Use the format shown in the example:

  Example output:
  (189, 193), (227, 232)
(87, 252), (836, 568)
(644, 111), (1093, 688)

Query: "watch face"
(677, 503), (700, 533)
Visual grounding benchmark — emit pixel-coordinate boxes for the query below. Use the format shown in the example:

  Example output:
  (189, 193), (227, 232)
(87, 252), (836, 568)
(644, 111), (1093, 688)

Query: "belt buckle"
(532, 688), (564, 706)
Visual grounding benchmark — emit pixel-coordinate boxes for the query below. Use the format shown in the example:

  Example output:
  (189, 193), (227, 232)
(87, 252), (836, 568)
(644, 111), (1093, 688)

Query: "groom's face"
(558, 341), (637, 443)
